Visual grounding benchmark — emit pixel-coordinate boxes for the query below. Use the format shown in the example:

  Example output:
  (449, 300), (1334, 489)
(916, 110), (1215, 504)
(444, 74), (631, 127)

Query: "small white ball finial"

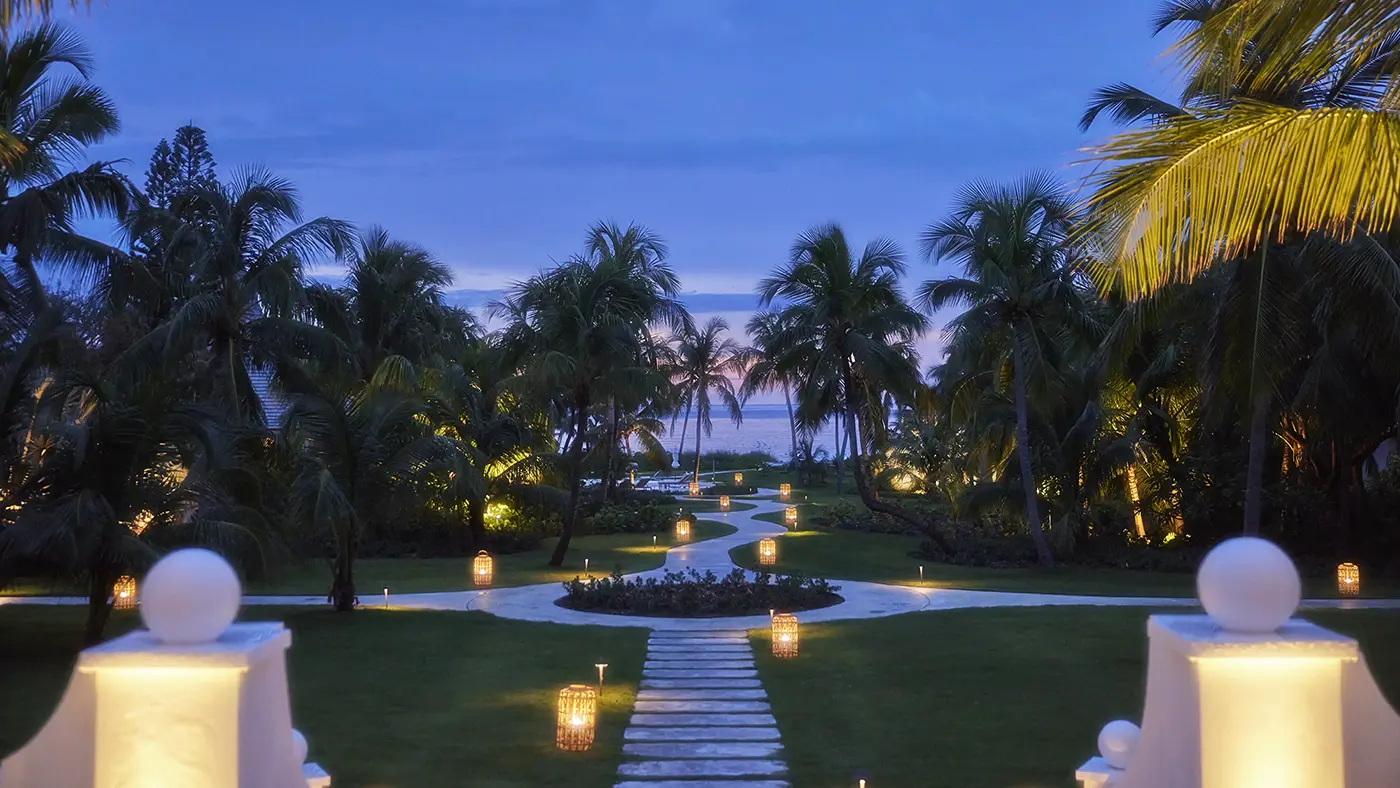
(1098, 720), (1140, 770)
(139, 548), (241, 644)
(291, 729), (308, 765)
(1196, 536), (1300, 633)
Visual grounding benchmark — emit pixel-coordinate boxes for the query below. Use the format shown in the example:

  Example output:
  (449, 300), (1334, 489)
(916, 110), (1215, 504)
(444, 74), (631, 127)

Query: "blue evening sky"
(66, 0), (1175, 379)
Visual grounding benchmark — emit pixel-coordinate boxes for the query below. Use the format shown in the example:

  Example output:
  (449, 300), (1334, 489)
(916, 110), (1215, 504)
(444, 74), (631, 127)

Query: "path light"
(112, 575), (137, 610)
(734, 472), (743, 485)
(720, 495), (730, 511)
(556, 684), (597, 751)
(771, 613), (799, 658)
(595, 663), (608, 690)
(473, 550), (494, 586)
(779, 483), (791, 500)
(919, 566), (924, 582)
(675, 518), (691, 542)
(688, 481), (700, 497)
(383, 588), (389, 609)
(785, 506), (798, 526)
(759, 538), (777, 566)
(584, 558), (590, 574)
(1338, 562), (1360, 596)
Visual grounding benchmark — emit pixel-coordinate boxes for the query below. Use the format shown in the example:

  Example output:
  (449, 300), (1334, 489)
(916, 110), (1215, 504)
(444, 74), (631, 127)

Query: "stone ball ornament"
(139, 547), (242, 644)
(1097, 719), (1141, 770)
(292, 728), (309, 765)
(1196, 536), (1301, 633)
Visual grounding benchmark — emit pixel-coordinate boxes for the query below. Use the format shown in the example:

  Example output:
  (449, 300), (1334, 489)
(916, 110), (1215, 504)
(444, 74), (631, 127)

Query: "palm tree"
(758, 224), (942, 548)
(674, 318), (744, 483)
(920, 174), (1094, 566)
(741, 310), (801, 475)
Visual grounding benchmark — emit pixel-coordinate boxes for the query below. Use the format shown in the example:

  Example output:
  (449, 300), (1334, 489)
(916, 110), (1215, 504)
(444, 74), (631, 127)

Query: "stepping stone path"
(615, 629), (788, 788)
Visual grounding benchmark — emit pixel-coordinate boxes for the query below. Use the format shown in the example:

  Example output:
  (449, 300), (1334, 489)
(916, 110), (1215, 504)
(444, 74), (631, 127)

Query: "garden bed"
(557, 568), (842, 617)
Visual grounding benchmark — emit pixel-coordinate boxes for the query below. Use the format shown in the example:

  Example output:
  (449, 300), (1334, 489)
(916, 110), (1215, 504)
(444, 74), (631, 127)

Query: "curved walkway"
(8, 489), (1399, 628)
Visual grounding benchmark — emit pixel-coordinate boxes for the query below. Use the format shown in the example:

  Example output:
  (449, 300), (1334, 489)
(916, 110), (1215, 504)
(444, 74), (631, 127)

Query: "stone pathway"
(615, 629), (788, 788)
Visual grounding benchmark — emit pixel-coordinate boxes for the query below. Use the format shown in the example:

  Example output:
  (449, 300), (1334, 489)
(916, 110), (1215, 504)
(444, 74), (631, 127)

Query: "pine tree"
(143, 125), (218, 209)
(144, 138), (175, 208)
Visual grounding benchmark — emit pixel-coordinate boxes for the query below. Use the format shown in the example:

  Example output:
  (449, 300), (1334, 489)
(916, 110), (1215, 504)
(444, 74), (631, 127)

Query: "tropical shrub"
(702, 482), (756, 496)
(587, 501), (675, 535)
(560, 568), (840, 616)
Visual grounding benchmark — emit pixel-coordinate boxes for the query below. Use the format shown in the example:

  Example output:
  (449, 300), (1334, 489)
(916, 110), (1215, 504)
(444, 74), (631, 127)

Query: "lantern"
(720, 495), (730, 511)
(473, 550), (494, 586)
(688, 481), (700, 497)
(771, 613), (799, 657)
(556, 684), (597, 751)
(785, 506), (798, 526)
(1337, 562), (1360, 596)
(112, 575), (137, 610)
(734, 472), (743, 485)
(759, 537), (777, 566)
(779, 483), (791, 500)
(675, 518), (691, 542)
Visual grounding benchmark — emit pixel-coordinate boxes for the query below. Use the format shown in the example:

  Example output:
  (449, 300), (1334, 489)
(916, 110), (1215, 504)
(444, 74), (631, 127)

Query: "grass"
(0, 605), (648, 788)
(752, 606), (1400, 787)
(0, 520), (738, 598)
(681, 498), (757, 513)
(729, 526), (1400, 599)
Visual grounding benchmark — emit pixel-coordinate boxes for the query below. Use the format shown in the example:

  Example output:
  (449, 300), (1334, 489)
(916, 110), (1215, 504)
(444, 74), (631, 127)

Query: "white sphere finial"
(1196, 536), (1300, 633)
(139, 548), (242, 644)
(1098, 720), (1140, 770)
(291, 729), (308, 765)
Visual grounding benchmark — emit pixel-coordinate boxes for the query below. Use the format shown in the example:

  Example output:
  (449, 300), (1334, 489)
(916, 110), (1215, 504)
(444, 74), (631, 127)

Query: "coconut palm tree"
(759, 223), (941, 548)
(673, 318), (744, 483)
(741, 310), (801, 474)
(920, 174), (1095, 566)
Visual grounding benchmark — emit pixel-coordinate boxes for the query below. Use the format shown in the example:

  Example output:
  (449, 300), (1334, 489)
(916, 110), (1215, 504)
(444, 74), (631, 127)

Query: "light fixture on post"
(688, 481), (700, 497)
(473, 550), (494, 586)
(785, 506), (798, 527)
(771, 613), (799, 657)
(112, 575), (137, 610)
(1337, 562), (1360, 596)
(720, 495), (730, 511)
(734, 472), (743, 485)
(674, 518), (691, 542)
(759, 538), (777, 566)
(556, 684), (598, 751)
(779, 483), (791, 500)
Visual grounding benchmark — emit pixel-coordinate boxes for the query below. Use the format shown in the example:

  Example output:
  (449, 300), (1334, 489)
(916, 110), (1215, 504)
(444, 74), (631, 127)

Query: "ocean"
(660, 404), (840, 462)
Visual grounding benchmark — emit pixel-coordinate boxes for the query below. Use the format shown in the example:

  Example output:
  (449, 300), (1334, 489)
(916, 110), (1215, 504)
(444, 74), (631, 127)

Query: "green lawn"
(752, 606), (1400, 787)
(730, 526), (1400, 599)
(0, 606), (648, 788)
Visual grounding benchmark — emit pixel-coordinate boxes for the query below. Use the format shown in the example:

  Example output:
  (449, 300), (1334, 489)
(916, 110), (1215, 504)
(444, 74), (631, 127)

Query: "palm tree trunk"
(600, 396), (619, 502)
(844, 406), (955, 556)
(1012, 343), (1054, 567)
(1243, 395), (1270, 536)
(330, 523), (357, 611)
(693, 399), (703, 484)
(551, 391), (590, 567)
(83, 571), (115, 646)
(784, 382), (798, 472)
(1126, 462), (1146, 538)
(676, 395), (692, 472)
(466, 495), (487, 550)
(833, 412), (844, 495)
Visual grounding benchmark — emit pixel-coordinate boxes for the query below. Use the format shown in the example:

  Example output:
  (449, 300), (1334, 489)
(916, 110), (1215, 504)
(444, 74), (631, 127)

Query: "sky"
(63, 0), (1177, 396)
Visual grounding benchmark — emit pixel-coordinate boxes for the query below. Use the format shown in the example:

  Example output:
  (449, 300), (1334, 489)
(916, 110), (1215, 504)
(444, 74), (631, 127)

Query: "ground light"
(771, 613), (799, 658)
(1337, 562), (1360, 596)
(759, 538), (777, 566)
(112, 575), (137, 610)
(674, 518), (690, 542)
(688, 481), (700, 496)
(779, 483), (791, 500)
(556, 684), (598, 751)
(720, 495), (730, 511)
(473, 550), (493, 586)
(595, 663), (608, 691)
(734, 472), (743, 484)
(785, 506), (798, 526)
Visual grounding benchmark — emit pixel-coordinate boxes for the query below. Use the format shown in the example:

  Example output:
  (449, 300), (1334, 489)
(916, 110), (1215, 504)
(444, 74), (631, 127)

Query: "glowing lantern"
(759, 538), (777, 566)
(473, 550), (494, 586)
(1337, 562), (1360, 596)
(675, 519), (691, 542)
(779, 483), (791, 500)
(112, 575), (137, 610)
(688, 481), (700, 497)
(734, 472), (743, 485)
(785, 506), (798, 526)
(771, 613), (799, 657)
(720, 495), (730, 511)
(556, 684), (597, 751)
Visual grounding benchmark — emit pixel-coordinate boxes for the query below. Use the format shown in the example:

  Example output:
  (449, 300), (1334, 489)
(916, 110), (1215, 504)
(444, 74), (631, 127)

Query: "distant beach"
(660, 404), (839, 461)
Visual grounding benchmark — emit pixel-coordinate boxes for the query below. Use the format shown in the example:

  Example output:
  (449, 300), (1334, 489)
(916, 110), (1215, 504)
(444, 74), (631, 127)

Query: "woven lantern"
(675, 518), (691, 542)
(688, 481), (700, 497)
(472, 550), (494, 586)
(720, 495), (730, 511)
(784, 506), (798, 526)
(1337, 562), (1360, 596)
(112, 575), (138, 610)
(759, 537), (777, 566)
(779, 483), (791, 500)
(556, 684), (597, 751)
(734, 472), (743, 485)
(771, 613), (799, 657)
